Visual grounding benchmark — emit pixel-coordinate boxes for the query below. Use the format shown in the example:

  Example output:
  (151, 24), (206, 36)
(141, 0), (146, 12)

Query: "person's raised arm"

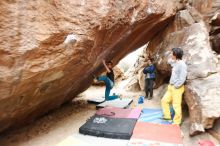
(102, 60), (111, 73)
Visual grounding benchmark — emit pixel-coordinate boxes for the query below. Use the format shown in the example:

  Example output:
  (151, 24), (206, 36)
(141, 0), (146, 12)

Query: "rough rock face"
(210, 32), (220, 53)
(126, 76), (141, 92)
(190, 0), (220, 54)
(189, 0), (213, 15)
(199, 0), (220, 54)
(185, 73), (220, 135)
(0, 0), (180, 132)
(210, 12), (220, 53)
(211, 12), (220, 26)
(209, 121), (220, 142)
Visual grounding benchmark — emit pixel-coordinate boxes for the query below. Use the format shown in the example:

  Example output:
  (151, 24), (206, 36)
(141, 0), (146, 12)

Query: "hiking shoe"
(148, 96), (153, 100)
(161, 117), (172, 123)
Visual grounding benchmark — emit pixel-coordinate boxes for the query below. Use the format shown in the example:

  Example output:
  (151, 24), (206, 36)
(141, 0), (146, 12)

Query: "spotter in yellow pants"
(161, 84), (184, 124)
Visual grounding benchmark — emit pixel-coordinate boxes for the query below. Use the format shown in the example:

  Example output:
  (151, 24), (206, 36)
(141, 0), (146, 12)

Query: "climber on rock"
(95, 60), (115, 101)
(143, 58), (156, 100)
(161, 48), (187, 125)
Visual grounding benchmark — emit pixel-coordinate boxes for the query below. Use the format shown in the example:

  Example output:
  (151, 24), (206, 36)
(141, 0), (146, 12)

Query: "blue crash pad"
(138, 108), (174, 124)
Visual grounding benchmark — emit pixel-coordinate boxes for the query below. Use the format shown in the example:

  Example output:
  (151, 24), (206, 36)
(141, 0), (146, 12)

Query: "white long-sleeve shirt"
(168, 59), (187, 88)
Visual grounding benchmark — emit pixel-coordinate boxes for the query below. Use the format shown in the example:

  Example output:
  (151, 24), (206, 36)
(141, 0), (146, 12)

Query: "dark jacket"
(143, 64), (156, 79)
(106, 68), (114, 82)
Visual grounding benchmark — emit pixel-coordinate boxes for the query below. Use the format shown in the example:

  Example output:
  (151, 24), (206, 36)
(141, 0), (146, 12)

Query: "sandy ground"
(0, 81), (219, 146)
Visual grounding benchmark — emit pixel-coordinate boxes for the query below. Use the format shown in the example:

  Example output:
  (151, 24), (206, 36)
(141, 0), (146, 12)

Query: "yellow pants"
(161, 84), (184, 124)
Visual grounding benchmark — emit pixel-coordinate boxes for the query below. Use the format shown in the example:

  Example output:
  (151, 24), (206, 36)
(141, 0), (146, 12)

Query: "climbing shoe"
(161, 117), (173, 123)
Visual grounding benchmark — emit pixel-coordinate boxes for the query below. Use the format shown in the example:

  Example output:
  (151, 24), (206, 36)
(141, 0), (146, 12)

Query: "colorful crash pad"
(79, 115), (137, 139)
(96, 98), (133, 109)
(138, 108), (173, 124)
(127, 122), (183, 146)
(96, 107), (141, 119)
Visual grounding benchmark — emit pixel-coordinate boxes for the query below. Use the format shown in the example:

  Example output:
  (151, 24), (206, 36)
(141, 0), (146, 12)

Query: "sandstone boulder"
(189, 0), (213, 14)
(0, 0), (179, 132)
(210, 32), (220, 54)
(211, 12), (220, 26)
(196, 0), (220, 54)
(185, 73), (220, 135)
(208, 95), (220, 142)
(210, 12), (220, 53)
(126, 76), (141, 92)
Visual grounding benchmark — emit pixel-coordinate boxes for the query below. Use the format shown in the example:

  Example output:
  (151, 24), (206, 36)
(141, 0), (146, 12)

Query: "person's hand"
(168, 51), (174, 60)
(102, 59), (105, 63)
